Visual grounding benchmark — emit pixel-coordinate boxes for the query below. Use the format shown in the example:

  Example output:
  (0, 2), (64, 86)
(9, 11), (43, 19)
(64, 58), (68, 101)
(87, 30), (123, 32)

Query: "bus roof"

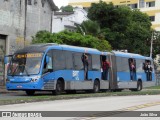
(15, 43), (101, 55)
(112, 51), (151, 60)
(15, 43), (58, 54)
(60, 44), (101, 54)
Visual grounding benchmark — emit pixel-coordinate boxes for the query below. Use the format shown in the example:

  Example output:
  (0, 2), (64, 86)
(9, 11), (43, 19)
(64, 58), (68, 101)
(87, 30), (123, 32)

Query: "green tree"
(32, 30), (111, 51)
(88, 1), (152, 56)
(152, 31), (160, 58)
(77, 20), (100, 36)
(60, 5), (73, 12)
(32, 30), (63, 44)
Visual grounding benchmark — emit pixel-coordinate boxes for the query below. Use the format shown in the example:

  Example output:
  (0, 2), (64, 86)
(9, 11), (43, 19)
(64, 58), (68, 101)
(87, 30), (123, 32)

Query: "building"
(0, 0), (57, 86)
(69, 0), (160, 31)
(52, 7), (88, 33)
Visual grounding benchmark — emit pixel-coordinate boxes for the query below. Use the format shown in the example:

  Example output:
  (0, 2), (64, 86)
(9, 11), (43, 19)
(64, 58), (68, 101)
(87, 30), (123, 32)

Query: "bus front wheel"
(52, 80), (63, 95)
(25, 90), (35, 96)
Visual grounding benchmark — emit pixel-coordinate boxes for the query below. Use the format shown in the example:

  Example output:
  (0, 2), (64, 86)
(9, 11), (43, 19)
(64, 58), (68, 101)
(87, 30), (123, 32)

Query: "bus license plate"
(17, 85), (22, 88)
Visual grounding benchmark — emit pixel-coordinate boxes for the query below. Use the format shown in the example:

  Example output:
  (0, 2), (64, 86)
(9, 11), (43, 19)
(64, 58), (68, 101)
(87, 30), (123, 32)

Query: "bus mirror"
(4, 56), (8, 64)
(46, 56), (49, 64)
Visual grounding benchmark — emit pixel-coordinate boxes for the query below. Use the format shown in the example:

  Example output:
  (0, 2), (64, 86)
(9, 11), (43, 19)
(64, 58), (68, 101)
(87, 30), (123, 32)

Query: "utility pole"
(24, 0), (27, 47)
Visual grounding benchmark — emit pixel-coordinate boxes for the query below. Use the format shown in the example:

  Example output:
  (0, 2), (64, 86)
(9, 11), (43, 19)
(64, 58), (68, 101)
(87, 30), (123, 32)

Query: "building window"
(139, 0), (145, 8)
(41, 0), (46, 7)
(34, 0), (37, 5)
(28, 0), (32, 5)
(149, 16), (155, 21)
(146, 1), (155, 7)
(128, 4), (138, 9)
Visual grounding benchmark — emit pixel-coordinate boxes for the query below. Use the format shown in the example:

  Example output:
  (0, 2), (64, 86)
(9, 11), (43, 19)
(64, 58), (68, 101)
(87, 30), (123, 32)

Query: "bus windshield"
(8, 53), (43, 76)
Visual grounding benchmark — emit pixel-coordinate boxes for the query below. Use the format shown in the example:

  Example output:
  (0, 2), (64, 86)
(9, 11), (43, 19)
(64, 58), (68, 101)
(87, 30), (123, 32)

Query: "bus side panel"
(117, 72), (130, 81)
(116, 71), (137, 89)
(143, 81), (156, 88)
(117, 81), (137, 89)
(100, 80), (109, 89)
(88, 71), (101, 81)
(65, 81), (93, 90)
(52, 70), (84, 81)
(137, 72), (156, 88)
(64, 71), (101, 90)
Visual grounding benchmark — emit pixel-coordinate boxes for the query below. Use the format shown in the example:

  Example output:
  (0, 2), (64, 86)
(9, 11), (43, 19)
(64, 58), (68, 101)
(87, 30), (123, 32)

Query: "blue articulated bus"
(5, 44), (156, 95)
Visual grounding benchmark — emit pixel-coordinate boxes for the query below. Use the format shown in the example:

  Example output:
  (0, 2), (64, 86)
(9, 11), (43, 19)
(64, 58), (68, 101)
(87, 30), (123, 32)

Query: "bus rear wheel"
(52, 80), (63, 95)
(25, 90), (35, 96)
(137, 81), (142, 91)
(93, 80), (100, 93)
(130, 81), (142, 91)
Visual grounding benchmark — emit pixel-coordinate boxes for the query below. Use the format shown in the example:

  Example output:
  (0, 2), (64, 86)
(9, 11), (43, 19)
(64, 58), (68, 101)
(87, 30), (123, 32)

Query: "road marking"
(118, 101), (160, 111)
(67, 101), (160, 120)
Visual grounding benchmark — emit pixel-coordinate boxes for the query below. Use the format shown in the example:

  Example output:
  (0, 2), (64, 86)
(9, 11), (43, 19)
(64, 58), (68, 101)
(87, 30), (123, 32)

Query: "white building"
(52, 7), (88, 33)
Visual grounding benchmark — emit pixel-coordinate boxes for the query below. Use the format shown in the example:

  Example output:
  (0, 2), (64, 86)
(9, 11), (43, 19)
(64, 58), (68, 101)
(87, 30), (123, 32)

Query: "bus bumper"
(6, 82), (43, 90)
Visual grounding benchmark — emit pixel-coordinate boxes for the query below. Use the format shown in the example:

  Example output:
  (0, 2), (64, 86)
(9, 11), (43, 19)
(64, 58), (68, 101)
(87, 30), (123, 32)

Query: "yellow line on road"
(118, 101), (160, 111)
(68, 101), (160, 120)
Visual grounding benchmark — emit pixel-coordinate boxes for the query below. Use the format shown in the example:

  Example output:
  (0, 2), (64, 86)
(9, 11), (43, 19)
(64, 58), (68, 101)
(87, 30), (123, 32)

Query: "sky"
(53, 0), (69, 8)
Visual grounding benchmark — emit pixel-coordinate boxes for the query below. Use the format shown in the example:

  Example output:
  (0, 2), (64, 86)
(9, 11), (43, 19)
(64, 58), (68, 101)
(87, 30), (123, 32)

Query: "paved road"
(0, 95), (160, 120)
(0, 91), (54, 100)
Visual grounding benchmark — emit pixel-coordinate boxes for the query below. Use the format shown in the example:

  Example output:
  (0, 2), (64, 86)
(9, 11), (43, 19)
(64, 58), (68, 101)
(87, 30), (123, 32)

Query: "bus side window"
(92, 55), (100, 71)
(145, 60), (153, 81)
(128, 58), (136, 80)
(73, 53), (83, 70)
(43, 51), (53, 73)
(46, 56), (52, 71)
(65, 51), (73, 69)
(53, 50), (65, 71)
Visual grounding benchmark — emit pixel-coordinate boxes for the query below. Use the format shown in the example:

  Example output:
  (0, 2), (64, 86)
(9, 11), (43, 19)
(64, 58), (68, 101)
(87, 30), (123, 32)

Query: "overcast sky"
(53, 0), (69, 8)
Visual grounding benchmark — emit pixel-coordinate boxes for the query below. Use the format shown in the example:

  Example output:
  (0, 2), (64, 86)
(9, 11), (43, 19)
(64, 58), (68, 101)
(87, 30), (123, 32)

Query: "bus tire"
(52, 80), (63, 95)
(130, 81), (142, 91)
(25, 90), (35, 96)
(137, 81), (142, 91)
(93, 80), (100, 93)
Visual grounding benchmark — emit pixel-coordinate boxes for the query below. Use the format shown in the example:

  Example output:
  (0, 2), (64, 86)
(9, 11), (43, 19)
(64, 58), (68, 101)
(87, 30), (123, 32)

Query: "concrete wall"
(0, 0), (53, 55)
(26, 0), (53, 43)
(0, 0), (53, 85)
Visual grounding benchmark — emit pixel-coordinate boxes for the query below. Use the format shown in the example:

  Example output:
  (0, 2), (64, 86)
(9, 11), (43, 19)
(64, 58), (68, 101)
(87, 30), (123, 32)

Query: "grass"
(145, 85), (160, 89)
(0, 89), (160, 105)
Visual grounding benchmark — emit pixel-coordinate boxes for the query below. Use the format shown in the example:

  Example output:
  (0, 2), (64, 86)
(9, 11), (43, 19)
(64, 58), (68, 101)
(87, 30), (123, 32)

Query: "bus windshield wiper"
(12, 66), (18, 76)
(24, 67), (30, 76)
(11, 65), (30, 76)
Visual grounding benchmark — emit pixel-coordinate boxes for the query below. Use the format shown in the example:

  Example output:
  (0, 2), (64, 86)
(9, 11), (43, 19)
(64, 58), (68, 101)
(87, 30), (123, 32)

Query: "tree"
(88, 1), (152, 56)
(60, 5), (73, 12)
(152, 31), (160, 58)
(77, 20), (100, 36)
(32, 30), (111, 51)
